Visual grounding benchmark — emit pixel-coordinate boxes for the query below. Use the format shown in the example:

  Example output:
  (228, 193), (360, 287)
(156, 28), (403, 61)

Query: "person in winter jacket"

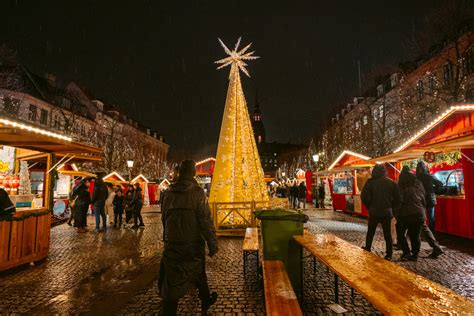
(73, 179), (91, 233)
(416, 161), (442, 229)
(298, 182), (307, 209)
(318, 182), (326, 209)
(396, 166), (426, 261)
(131, 183), (144, 229)
(416, 161), (444, 258)
(0, 188), (15, 216)
(361, 164), (400, 260)
(290, 183), (299, 208)
(159, 160), (218, 315)
(113, 189), (125, 228)
(124, 185), (134, 224)
(105, 183), (115, 225)
(91, 174), (108, 231)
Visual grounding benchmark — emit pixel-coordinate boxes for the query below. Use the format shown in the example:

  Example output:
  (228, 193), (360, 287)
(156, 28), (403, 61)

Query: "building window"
(28, 104), (37, 122)
(416, 80), (424, 101)
(355, 121), (360, 130)
(372, 108), (378, 121)
(39, 109), (48, 125)
(428, 76), (435, 95)
(258, 135), (262, 143)
(377, 84), (384, 97)
(443, 62), (453, 85)
(363, 115), (368, 125)
(462, 52), (473, 76)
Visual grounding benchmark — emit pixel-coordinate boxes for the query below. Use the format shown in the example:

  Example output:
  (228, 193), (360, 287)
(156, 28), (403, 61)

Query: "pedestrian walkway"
(0, 208), (472, 315)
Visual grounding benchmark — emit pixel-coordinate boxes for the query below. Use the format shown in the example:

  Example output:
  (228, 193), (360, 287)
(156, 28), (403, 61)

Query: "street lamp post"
(127, 160), (134, 182)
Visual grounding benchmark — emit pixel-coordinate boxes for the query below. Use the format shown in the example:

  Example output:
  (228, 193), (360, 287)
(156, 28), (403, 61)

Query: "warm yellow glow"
(394, 105), (474, 153)
(210, 38), (268, 211)
(328, 150), (371, 170)
(0, 117), (72, 141)
(195, 157), (216, 166)
(103, 171), (126, 182)
(131, 174), (149, 183)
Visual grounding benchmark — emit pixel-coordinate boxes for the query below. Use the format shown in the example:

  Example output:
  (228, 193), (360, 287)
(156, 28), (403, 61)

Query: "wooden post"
(43, 153), (54, 211)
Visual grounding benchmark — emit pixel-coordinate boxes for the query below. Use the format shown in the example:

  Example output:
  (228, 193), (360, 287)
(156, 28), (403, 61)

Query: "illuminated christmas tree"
(210, 38), (268, 207)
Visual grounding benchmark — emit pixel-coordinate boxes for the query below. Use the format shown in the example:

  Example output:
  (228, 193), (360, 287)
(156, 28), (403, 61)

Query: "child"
(113, 189), (125, 228)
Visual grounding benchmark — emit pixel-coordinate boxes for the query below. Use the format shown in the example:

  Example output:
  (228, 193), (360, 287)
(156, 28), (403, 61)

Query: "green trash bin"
(255, 208), (309, 297)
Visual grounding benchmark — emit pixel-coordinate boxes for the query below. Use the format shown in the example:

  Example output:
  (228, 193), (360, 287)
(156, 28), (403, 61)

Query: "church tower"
(252, 99), (266, 145)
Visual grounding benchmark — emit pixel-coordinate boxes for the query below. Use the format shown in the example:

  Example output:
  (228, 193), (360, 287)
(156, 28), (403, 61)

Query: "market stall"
(325, 150), (374, 217)
(372, 105), (474, 238)
(0, 116), (102, 271)
(131, 174), (153, 205)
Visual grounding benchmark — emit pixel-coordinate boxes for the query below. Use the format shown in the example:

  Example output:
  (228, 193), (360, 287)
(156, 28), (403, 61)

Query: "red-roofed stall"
(371, 105), (474, 238)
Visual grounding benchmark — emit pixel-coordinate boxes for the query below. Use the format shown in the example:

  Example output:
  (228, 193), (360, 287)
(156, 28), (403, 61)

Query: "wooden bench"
(294, 232), (474, 314)
(263, 260), (303, 316)
(242, 227), (259, 277)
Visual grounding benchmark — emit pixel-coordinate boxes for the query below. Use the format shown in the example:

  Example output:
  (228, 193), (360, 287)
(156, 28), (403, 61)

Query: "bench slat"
(294, 232), (474, 315)
(263, 260), (302, 316)
(242, 227), (259, 251)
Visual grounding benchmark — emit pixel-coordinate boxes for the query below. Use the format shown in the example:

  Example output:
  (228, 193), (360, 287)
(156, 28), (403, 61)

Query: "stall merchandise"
(322, 150), (374, 216)
(371, 105), (474, 238)
(0, 116), (102, 271)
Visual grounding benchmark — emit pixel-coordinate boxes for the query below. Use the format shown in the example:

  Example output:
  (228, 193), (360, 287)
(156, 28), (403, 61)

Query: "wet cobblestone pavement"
(0, 208), (472, 315)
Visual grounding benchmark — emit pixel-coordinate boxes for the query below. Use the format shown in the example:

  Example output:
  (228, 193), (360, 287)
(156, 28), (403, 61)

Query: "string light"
(195, 157), (216, 166)
(210, 37), (268, 211)
(394, 105), (474, 153)
(0, 117), (72, 141)
(328, 150), (371, 170)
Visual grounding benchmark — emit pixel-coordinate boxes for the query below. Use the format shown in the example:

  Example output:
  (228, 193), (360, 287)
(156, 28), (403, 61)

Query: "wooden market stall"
(324, 150), (374, 217)
(371, 105), (474, 239)
(0, 116), (102, 271)
(131, 174), (157, 205)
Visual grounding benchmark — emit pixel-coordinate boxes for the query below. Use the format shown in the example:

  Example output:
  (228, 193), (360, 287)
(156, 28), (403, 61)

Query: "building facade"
(318, 30), (474, 165)
(0, 64), (169, 180)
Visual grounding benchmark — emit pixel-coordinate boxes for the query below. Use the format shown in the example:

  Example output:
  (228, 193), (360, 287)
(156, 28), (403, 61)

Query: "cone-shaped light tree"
(209, 38), (269, 206)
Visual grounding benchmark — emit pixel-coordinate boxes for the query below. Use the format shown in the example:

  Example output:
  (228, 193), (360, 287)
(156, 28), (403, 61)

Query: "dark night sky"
(1, 0), (445, 159)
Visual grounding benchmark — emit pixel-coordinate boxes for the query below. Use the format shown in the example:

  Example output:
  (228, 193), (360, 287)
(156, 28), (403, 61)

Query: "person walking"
(361, 164), (400, 260)
(131, 183), (145, 229)
(124, 184), (134, 225)
(159, 160), (218, 315)
(113, 188), (125, 228)
(73, 179), (91, 233)
(290, 183), (298, 208)
(298, 181), (307, 209)
(396, 166), (426, 261)
(105, 183), (115, 225)
(318, 181), (326, 209)
(416, 161), (444, 258)
(92, 174), (108, 232)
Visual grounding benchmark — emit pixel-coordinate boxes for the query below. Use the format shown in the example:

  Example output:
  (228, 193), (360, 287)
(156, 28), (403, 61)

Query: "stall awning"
(0, 117), (102, 159)
(58, 170), (96, 178)
(328, 150), (373, 171)
(368, 149), (427, 164)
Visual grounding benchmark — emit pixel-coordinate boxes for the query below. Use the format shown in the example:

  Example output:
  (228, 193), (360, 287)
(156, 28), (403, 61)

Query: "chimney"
(44, 73), (56, 86)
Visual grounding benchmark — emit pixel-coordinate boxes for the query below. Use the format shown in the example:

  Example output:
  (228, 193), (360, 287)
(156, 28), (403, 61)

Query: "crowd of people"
(268, 181), (312, 209)
(361, 161), (444, 261)
(67, 172), (145, 233)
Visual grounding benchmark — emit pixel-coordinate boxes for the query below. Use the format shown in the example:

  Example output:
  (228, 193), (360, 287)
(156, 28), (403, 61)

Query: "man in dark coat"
(396, 166), (426, 261)
(290, 183), (299, 208)
(131, 183), (145, 229)
(91, 173), (108, 231)
(318, 182), (326, 209)
(361, 164), (400, 260)
(416, 161), (444, 258)
(159, 160), (218, 315)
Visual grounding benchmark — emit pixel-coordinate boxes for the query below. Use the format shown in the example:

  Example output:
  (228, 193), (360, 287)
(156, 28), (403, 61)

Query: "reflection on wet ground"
(0, 209), (472, 315)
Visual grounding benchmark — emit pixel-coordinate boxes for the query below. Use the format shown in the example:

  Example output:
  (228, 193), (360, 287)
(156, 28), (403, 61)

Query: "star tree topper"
(215, 37), (259, 77)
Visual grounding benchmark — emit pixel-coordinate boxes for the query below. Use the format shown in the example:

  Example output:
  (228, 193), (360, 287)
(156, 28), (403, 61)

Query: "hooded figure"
(73, 179), (91, 232)
(361, 164), (400, 260)
(415, 161), (444, 258)
(159, 160), (218, 315)
(416, 161), (442, 228)
(396, 166), (426, 260)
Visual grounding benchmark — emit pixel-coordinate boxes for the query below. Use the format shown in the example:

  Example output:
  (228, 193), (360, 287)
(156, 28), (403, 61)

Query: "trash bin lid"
(255, 209), (309, 223)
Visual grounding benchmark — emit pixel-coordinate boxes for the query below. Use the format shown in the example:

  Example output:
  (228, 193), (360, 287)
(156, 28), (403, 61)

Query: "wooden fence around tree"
(211, 198), (289, 236)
